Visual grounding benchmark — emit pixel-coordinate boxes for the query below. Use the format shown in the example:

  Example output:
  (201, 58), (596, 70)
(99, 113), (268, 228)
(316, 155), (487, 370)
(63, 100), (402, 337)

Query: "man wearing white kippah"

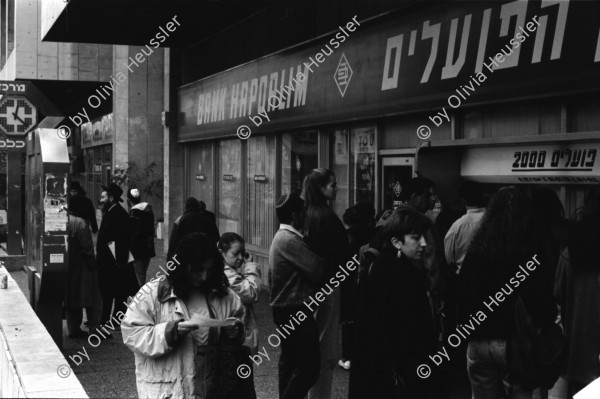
(127, 188), (156, 285)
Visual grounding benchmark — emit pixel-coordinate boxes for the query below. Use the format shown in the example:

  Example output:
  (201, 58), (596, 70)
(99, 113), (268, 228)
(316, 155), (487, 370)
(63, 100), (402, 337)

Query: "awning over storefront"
(461, 142), (600, 184)
(415, 132), (600, 208)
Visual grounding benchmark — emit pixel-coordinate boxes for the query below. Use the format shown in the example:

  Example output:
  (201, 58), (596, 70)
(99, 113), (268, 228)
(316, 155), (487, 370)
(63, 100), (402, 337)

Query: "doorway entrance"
(381, 156), (414, 210)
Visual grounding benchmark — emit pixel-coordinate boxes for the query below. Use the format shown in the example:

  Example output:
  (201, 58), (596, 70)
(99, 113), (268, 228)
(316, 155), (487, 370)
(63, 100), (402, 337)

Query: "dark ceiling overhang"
(13, 79), (112, 131)
(42, 0), (280, 48)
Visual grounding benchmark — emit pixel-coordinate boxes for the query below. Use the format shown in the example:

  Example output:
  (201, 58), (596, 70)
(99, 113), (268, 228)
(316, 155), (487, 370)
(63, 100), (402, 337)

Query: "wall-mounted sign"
(0, 96), (38, 136)
(0, 82), (26, 94)
(196, 174), (206, 181)
(253, 175), (268, 182)
(0, 138), (25, 149)
(223, 174), (235, 182)
(461, 142), (600, 184)
(178, 1), (600, 141)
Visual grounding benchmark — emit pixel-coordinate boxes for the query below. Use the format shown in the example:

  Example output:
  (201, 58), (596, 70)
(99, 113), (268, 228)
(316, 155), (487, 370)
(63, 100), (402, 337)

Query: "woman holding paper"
(121, 232), (249, 399)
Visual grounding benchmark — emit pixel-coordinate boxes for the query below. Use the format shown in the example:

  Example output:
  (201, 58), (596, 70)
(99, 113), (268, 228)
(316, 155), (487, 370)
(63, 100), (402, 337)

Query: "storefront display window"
(245, 136), (276, 248)
(188, 142), (214, 213)
(330, 130), (349, 217)
(218, 140), (242, 234)
(329, 126), (376, 217)
(81, 144), (112, 205)
(351, 127), (376, 205)
(281, 132), (318, 195)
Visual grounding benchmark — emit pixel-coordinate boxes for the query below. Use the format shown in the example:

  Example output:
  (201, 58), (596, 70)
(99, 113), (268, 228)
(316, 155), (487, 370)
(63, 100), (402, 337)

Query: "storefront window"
(218, 140), (242, 234)
(330, 130), (349, 217)
(188, 142), (214, 214)
(351, 127), (376, 205)
(281, 132), (318, 195)
(245, 136), (276, 248)
(81, 144), (112, 205)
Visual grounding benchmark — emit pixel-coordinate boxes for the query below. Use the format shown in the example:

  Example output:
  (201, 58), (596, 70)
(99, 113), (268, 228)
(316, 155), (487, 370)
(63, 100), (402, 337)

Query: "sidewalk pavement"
(10, 238), (350, 399)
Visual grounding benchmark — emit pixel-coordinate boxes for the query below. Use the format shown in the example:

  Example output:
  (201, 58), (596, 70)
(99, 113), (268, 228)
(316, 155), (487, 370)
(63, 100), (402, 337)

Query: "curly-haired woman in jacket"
(122, 232), (245, 398)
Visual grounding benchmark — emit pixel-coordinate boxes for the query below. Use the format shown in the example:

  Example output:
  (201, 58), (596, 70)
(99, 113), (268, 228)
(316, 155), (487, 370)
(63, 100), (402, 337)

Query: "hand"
(244, 252), (253, 263)
(222, 318), (243, 340)
(178, 321), (199, 336)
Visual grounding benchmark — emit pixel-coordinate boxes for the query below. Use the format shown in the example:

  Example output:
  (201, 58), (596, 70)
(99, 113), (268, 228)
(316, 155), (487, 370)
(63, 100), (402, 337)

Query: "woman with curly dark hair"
(122, 232), (247, 398)
(301, 168), (350, 399)
(458, 187), (558, 399)
(555, 186), (600, 398)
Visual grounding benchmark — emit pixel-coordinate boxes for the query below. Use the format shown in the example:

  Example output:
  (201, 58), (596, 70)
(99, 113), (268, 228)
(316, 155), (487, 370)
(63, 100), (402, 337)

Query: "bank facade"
(176, 1), (600, 269)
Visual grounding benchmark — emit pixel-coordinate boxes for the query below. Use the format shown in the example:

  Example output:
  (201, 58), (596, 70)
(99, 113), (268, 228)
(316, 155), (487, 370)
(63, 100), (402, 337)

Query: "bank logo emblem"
(334, 53), (352, 98)
(394, 181), (402, 198)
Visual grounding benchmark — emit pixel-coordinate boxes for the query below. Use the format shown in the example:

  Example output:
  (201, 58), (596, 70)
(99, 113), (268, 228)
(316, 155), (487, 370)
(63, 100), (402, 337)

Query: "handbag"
(508, 295), (565, 389)
(203, 296), (257, 399)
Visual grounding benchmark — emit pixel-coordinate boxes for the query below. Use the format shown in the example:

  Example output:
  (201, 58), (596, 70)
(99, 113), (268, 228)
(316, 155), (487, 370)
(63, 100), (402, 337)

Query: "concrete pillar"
(112, 45), (165, 217)
(163, 48), (184, 253)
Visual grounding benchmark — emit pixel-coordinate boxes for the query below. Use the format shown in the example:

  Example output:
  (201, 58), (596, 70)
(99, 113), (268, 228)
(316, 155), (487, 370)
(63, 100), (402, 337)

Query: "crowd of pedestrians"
(63, 173), (600, 399)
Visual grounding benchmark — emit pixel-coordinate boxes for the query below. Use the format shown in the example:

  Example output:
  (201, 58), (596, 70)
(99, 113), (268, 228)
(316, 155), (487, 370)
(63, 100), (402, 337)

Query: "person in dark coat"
(69, 181), (98, 233)
(167, 197), (220, 261)
(339, 202), (375, 370)
(350, 208), (444, 399)
(555, 186), (600, 397)
(65, 195), (102, 338)
(127, 188), (156, 285)
(199, 200), (217, 224)
(97, 183), (138, 328)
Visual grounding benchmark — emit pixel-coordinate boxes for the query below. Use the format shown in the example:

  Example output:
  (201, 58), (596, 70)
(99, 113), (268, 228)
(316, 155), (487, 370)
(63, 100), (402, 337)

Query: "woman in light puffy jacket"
(121, 232), (245, 399)
(218, 232), (261, 354)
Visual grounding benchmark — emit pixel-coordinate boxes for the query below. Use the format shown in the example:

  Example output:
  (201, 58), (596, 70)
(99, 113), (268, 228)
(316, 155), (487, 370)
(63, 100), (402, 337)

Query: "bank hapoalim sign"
(178, 1), (600, 140)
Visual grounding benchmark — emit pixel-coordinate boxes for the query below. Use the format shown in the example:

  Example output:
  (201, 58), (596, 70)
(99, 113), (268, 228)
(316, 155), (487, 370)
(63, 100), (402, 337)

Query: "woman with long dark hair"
(555, 186), (600, 398)
(458, 187), (558, 399)
(122, 232), (248, 398)
(301, 168), (350, 399)
(218, 232), (261, 354)
(350, 208), (443, 398)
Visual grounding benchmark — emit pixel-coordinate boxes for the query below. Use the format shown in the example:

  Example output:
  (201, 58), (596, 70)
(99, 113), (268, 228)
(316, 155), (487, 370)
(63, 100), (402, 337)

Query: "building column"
(113, 45), (165, 217)
(163, 48), (184, 253)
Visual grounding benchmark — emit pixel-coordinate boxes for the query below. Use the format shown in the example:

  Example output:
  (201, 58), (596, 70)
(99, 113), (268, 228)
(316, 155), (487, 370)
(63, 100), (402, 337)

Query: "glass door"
(381, 156), (414, 210)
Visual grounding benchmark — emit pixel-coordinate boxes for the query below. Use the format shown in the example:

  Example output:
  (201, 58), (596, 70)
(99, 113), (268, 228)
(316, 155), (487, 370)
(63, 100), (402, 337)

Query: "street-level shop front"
(177, 1), (600, 269)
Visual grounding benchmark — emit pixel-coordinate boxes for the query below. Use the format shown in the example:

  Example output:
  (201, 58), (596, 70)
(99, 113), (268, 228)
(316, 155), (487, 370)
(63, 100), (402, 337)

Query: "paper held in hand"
(108, 241), (135, 263)
(189, 313), (238, 328)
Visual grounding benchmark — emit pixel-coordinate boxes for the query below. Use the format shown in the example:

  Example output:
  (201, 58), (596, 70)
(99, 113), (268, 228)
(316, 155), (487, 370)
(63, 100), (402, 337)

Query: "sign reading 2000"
(512, 148), (597, 170)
